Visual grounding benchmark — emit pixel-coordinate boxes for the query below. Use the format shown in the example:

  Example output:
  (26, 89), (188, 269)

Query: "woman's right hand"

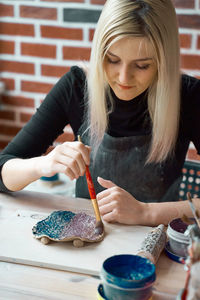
(39, 141), (91, 180)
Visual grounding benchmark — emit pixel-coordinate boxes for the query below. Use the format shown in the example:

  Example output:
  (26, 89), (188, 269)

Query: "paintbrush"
(187, 192), (200, 229)
(78, 135), (104, 235)
(181, 214), (195, 226)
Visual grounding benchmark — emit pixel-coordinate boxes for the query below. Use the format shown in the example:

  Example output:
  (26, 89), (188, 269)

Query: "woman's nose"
(118, 64), (133, 84)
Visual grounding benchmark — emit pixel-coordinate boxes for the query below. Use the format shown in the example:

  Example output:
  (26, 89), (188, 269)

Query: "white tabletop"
(0, 190), (186, 299)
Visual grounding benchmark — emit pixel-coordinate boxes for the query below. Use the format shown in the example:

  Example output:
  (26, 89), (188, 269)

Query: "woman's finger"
(102, 210), (117, 223)
(64, 165), (77, 180)
(67, 142), (90, 165)
(97, 186), (121, 201)
(63, 151), (86, 177)
(56, 144), (88, 176)
(97, 177), (116, 188)
(55, 162), (77, 180)
(99, 199), (116, 215)
(54, 152), (80, 178)
(97, 177), (118, 200)
(97, 192), (113, 206)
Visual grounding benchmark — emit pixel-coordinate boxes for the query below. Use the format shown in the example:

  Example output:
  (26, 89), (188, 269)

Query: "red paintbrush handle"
(85, 165), (96, 199)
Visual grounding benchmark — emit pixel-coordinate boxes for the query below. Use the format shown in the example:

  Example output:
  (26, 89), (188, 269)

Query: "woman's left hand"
(97, 177), (147, 225)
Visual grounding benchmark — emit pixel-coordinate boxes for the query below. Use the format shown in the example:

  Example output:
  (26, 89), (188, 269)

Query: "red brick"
(55, 131), (75, 143)
(41, 25), (83, 40)
(0, 22), (34, 36)
(177, 15), (200, 29)
(187, 149), (200, 161)
(0, 124), (22, 136)
(21, 43), (56, 59)
(21, 81), (53, 94)
(20, 6), (57, 20)
(63, 46), (91, 61)
(1, 95), (35, 108)
(0, 140), (10, 150)
(0, 78), (15, 91)
(20, 112), (33, 123)
(90, 0), (106, 4)
(0, 40), (15, 54)
(181, 54), (200, 70)
(172, 0), (195, 8)
(197, 36), (200, 50)
(0, 4), (14, 17)
(0, 60), (34, 75)
(180, 34), (192, 49)
(0, 110), (15, 120)
(89, 29), (95, 41)
(55, 125), (74, 143)
(44, 145), (55, 155)
(41, 65), (70, 77)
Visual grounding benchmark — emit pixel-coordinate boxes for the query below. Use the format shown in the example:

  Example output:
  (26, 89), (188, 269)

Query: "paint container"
(97, 284), (106, 300)
(167, 218), (190, 257)
(100, 254), (156, 300)
(40, 173), (59, 182)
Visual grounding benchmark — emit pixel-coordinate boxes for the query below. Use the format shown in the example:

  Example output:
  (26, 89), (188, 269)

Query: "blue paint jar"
(40, 173), (59, 181)
(100, 254), (156, 300)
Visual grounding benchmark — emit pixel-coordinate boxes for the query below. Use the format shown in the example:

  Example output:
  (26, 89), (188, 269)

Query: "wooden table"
(0, 191), (186, 300)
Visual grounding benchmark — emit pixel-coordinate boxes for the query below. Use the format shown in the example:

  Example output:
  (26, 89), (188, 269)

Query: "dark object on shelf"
(179, 160), (200, 200)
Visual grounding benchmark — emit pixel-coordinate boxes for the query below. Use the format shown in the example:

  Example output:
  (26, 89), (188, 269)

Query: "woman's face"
(104, 36), (157, 100)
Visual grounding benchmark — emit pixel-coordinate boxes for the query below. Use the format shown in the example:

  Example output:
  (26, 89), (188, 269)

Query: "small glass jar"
(167, 218), (190, 257)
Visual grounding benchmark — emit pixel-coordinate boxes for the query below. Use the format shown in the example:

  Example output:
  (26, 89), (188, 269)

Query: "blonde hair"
(86, 0), (180, 163)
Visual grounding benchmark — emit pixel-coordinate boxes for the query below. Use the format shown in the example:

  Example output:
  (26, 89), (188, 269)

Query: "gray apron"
(76, 131), (181, 203)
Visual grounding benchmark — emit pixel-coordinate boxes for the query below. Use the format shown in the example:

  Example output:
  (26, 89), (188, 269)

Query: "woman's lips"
(118, 83), (133, 90)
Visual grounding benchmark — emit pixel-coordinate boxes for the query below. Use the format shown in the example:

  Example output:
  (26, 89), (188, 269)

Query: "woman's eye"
(107, 57), (120, 64)
(136, 64), (150, 70)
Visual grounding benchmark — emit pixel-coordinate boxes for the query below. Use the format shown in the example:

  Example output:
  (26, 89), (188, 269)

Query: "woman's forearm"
(1, 157), (43, 191)
(1, 141), (91, 192)
(146, 198), (200, 226)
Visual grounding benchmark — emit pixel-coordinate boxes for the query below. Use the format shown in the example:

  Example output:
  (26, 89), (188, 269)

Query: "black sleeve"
(181, 75), (200, 155)
(0, 66), (86, 192)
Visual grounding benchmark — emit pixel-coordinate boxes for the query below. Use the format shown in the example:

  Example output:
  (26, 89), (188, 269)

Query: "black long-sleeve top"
(0, 66), (200, 192)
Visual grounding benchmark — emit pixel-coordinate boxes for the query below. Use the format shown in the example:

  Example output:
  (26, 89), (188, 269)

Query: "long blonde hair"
(86, 0), (180, 163)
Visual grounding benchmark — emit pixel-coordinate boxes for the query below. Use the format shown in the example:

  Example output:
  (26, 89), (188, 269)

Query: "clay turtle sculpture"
(32, 210), (105, 247)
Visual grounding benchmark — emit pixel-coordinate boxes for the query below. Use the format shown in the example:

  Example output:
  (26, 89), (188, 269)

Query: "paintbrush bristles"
(187, 192), (192, 202)
(95, 220), (104, 235)
(181, 214), (194, 225)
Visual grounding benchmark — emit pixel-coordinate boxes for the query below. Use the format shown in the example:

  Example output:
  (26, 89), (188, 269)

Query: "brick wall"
(0, 0), (199, 161)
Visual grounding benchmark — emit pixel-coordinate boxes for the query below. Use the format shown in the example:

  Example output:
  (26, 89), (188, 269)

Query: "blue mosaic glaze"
(32, 210), (75, 240)
(32, 210), (102, 241)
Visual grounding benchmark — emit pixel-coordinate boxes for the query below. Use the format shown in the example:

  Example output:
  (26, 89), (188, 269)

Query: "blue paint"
(32, 210), (75, 239)
(101, 254), (156, 300)
(40, 174), (59, 181)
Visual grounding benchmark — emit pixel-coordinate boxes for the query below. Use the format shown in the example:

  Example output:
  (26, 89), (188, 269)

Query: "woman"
(0, 0), (200, 226)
